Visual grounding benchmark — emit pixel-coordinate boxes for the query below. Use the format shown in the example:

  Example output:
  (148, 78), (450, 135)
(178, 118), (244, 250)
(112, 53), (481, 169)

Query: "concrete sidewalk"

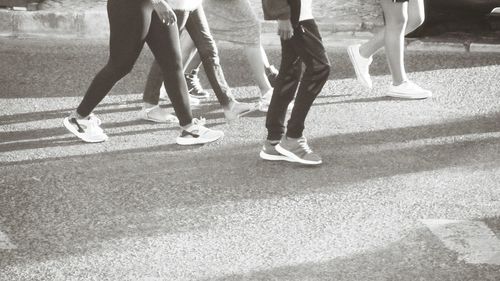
(0, 1), (500, 53)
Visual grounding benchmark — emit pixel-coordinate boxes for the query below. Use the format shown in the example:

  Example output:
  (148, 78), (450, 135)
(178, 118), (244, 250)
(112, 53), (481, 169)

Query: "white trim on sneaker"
(259, 149), (293, 162)
(63, 116), (108, 143)
(139, 105), (179, 123)
(347, 44), (373, 89)
(275, 144), (322, 165)
(387, 80), (432, 100)
(176, 118), (224, 146)
(275, 137), (322, 166)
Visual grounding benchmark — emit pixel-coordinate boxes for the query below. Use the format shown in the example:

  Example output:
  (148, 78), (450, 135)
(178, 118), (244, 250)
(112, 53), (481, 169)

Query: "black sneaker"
(185, 69), (210, 99)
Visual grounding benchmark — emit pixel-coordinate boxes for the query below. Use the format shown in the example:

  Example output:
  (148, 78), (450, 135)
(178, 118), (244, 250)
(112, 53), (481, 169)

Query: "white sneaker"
(176, 118), (224, 146)
(63, 115), (108, 143)
(347, 44), (373, 89)
(88, 113), (101, 125)
(139, 105), (179, 123)
(387, 81), (432, 99)
(224, 100), (257, 121)
(159, 85), (201, 106)
(275, 136), (322, 165)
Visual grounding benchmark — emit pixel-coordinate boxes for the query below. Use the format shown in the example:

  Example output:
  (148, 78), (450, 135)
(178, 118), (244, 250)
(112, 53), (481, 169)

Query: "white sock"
(182, 123), (194, 131)
(143, 102), (157, 109)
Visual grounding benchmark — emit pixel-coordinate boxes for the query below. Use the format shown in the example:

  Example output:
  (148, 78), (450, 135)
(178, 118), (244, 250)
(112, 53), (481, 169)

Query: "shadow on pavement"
(2, 44), (500, 99)
(0, 99), (145, 126)
(0, 111), (498, 270)
(2, 110), (498, 158)
(218, 48), (500, 88)
(208, 226), (500, 281)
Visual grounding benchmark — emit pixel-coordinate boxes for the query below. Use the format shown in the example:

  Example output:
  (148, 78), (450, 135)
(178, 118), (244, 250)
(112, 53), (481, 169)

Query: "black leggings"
(77, 0), (192, 126)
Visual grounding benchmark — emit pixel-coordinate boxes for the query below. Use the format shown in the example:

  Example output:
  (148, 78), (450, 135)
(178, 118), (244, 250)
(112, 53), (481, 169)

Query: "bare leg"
(359, 0), (425, 58)
(243, 44), (273, 94)
(362, 0), (408, 85)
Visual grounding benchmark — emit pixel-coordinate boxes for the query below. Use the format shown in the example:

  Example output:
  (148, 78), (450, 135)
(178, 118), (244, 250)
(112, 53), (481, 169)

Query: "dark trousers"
(266, 19), (330, 140)
(143, 6), (232, 107)
(77, 0), (192, 126)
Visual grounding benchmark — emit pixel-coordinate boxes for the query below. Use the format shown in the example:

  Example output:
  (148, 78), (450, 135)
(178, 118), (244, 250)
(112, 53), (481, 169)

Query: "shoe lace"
(298, 138), (313, 154)
(75, 116), (102, 134)
(192, 117), (206, 127)
(187, 75), (204, 92)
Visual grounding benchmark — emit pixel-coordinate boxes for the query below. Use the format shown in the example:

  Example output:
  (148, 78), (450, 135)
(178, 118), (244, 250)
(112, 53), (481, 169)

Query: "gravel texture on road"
(0, 38), (499, 281)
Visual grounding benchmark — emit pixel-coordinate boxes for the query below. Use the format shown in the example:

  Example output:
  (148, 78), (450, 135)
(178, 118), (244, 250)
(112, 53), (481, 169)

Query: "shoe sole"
(347, 46), (373, 89)
(386, 91), (432, 100)
(225, 105), (258, 122)
(275, 144), (322, 165)
(189, 93), (210, 100)
(259, 150), (293, 162)
(236, 106), (257, 118)
(63, 117), (108, 143)
(176, 133), (224, 146)
(140, 114), (179, 124)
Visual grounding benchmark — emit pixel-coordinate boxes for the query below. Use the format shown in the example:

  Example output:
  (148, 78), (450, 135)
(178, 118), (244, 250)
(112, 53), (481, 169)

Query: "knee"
(319, 62), (330, 78)
(305, 61), (330, 82)
(106, 60), (134, 80)
(159, 60), (183, 75)
(386, 14), (408, 31)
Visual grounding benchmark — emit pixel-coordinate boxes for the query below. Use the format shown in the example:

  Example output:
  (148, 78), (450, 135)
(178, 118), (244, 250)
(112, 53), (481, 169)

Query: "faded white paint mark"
(0, 230), (16, 250)
(0, 231), (17, 250)
(421, 219), (500, 265)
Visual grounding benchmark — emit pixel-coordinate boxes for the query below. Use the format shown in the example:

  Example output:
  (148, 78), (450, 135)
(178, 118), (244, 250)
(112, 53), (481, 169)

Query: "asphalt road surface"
(1, 38), (500, 280)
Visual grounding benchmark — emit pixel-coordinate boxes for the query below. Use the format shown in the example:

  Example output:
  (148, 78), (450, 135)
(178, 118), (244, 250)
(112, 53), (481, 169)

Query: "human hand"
(277, 19), (293, 40)
(151, 0), (177, 25)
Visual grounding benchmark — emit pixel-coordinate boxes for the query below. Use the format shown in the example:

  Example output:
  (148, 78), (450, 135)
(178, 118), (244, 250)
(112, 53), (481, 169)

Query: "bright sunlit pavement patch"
(0, 230), (17, 250)
(421, 219), (500, 265)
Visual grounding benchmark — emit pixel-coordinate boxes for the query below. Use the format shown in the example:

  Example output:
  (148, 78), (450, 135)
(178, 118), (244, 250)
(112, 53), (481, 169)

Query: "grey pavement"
(0, 38), (500, 280)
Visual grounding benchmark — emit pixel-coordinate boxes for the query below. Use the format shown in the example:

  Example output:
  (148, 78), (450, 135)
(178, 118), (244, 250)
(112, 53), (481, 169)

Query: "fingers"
(278, 29), (293, 40)
(161, 12), (176, 25)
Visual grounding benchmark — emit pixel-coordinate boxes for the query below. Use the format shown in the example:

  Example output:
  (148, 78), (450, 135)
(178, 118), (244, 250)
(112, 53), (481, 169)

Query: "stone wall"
(38, 0), (385, 32)
(249, 0), (384, 31)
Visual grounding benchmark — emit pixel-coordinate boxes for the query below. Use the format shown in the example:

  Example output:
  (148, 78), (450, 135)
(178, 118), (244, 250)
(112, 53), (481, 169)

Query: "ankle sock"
(70, 111), (86, 120)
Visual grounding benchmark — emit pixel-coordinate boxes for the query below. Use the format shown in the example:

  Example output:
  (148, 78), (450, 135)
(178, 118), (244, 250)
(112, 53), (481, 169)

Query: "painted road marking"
(0, 230), (16, 250)
(421, 219), (500, 265)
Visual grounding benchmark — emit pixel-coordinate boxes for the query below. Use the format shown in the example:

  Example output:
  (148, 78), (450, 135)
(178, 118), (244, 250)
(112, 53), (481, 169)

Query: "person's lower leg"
(143, 61), (163, 106)
(145, 12), (192, 126)
(286, 64), (330, 138)
(77, 0), (147, 117)
(244, 45), (273, 94)
(360, 0), (424, 60)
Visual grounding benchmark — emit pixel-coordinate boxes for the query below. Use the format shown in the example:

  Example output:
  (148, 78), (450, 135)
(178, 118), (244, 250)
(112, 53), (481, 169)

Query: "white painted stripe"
(0, 230), (16, 250)
(421, 219), (500, 265)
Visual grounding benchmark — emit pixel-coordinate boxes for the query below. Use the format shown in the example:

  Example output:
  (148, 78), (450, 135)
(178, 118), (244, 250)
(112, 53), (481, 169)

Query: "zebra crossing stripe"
(0, 230), (16, 250)
(421, 219), (500, 265)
